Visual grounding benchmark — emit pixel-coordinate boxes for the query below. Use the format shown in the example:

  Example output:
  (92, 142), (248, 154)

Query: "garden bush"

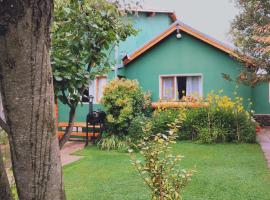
(102, 79), (151, 136)
(179, 92), (257, 143)
(130, 116), (195, 200)
(127, 115), (152, 146)
(150, 108), (182, 136)
(97, 133), (129, 151)
(151, 92), (256, 144)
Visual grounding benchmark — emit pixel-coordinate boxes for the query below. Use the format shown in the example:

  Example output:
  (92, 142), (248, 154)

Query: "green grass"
(63, 142), (270, 200)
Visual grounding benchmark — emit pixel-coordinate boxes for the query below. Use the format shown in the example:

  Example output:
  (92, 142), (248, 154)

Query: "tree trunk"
(0, 147), (13, 200)
(59, 106), (76, 149)
(0, 1), (65, 200)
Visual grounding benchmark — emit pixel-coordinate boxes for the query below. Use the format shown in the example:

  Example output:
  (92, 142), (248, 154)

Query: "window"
(85, 76), (108, 103)
(82, 76), (108, 103)
(160, 75), (202, 100)
(96, 76), (107, 102)
(162, 77), (175, 99)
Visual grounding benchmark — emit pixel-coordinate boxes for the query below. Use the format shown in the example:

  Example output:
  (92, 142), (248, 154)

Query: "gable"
(123, 21), (240, 66)
(118, 12), (175, 61)
(123, 32), (251, 104)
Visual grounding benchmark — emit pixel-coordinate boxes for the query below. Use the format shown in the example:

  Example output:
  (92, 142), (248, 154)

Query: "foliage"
(151, 108), (182, 136)
(97, 134), (129, 151)
(197, 127), (228, 144)
(52, 0), (137, 107)
(179, 91), (257, 143)
(102, 79), (151, 135)
(231, 0), (270, 83)
(128, 115), (152, 146)
(130, 115), (195, 200)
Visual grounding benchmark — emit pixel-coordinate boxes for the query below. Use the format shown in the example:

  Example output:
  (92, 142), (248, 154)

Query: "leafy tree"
(130, 117), (195, 200)
(52, 0), (137, 148)
(0, 1), (65, 199)
(231, 0), (270, 84)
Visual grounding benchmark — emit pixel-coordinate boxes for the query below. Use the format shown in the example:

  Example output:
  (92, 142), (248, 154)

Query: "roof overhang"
(126, 8), (177, 22)
(122, 20), (252, 66)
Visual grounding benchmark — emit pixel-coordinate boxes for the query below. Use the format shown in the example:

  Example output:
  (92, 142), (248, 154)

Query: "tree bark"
(0, 146), (13, 200)
(0, 1), (65, 200)
(59, 106), (76, 149)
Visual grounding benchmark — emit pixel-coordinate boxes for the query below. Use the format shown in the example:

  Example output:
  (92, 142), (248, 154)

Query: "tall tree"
(0, 1), (65, 199)
(231, 0), (270, 84)
(52, 0), (137, 149)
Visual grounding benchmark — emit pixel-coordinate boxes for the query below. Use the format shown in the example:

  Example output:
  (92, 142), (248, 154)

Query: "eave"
(123, 20), (243, 66)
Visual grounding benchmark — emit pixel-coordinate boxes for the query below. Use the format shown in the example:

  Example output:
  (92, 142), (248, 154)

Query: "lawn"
(63, 142), (270, 200)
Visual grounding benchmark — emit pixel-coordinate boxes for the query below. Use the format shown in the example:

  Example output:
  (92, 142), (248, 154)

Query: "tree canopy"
(231, 0), (270, 84)
(52, 0), (136, 107)
(51, 0), (137, 148)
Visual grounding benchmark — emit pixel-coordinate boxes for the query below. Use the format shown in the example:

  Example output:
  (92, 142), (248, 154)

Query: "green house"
(58, 9), (269, 125)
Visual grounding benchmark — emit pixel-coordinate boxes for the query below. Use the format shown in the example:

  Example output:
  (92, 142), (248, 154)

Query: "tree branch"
(0, 117), (10, 134)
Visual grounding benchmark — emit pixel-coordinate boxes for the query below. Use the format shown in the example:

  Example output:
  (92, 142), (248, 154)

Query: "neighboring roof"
(122, 20), (239, 66)
(127, 8), (177, 22)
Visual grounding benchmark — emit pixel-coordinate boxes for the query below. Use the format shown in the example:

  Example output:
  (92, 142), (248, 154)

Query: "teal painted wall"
(58, 13), (173, 122)
(124, 32), (252, 107)
(58, 101), (104, 122)
(252, 82), (270, 114)
(118, 13), (173, 63)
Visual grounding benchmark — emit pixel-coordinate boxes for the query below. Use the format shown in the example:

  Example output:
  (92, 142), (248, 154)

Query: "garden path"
(257, 127), (270, 168)
(61, 141), (84, 166)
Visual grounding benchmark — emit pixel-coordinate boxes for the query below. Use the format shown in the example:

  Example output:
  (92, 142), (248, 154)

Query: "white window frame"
(159, 74), (203, 100)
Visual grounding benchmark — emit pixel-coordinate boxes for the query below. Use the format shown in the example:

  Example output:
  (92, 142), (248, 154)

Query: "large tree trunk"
(0, 1), (65, 200)
(59, 106), (76, 149)
(0, 146), (13, 200)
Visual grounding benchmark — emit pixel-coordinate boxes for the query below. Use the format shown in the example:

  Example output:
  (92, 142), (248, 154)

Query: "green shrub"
(102, 79), (151, 136)
(179, 92), (256, 143)
(151, 108), (182, 136)
(180, 108), (208, 140)
(130, 117), (194, 200)
(197, 127), (228, 143)
(97, 134), (129, 151)
(127, 115), (152, 145)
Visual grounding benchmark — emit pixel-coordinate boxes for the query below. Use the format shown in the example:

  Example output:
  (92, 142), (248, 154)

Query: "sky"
(142, 0), (240, 46)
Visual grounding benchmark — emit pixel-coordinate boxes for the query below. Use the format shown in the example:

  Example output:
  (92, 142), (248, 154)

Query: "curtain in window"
(88, 80), (96, 103)
(97, 77), (107, 101)
(186, 76), (201, 97)
(162, 77), (174, 99)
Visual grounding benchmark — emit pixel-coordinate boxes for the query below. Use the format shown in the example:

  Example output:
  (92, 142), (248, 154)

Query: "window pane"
(186, 76), (202, 97)
(88, 80), (96, 103)
(97, 77), (107, 101)
(162, 77), (174, 99)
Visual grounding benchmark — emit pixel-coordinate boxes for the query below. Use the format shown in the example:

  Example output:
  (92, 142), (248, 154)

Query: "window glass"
(88, 80), (95, 101)
(97, 77), (108, 102)
(186, 76), (202, 97)
(162, 77), (175, 99)
(161, 75), (202, 100)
